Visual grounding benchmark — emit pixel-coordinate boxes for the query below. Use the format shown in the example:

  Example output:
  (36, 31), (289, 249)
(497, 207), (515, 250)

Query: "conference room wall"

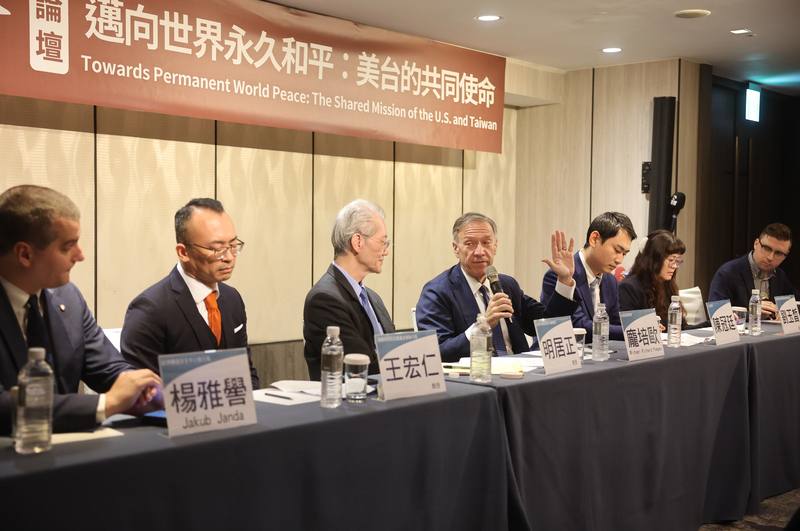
(0, 96), (96, 312)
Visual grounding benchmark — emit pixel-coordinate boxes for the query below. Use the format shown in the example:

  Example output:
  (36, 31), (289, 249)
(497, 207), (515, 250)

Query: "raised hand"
(541, 230), (575, 286)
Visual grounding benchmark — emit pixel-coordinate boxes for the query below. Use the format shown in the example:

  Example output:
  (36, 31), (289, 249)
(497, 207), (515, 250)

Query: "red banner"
(0, 0), (506, 152)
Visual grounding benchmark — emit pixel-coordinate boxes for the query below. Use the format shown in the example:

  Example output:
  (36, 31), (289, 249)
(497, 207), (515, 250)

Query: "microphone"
(485, 265), (513, 326)
(669, 192), (686, 234)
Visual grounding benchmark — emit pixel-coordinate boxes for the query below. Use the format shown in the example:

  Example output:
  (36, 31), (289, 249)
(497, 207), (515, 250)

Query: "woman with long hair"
(619, 230), (686, 327)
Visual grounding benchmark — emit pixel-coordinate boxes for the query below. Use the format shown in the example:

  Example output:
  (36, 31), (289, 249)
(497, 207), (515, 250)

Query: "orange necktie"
(204, 291), (222, 346)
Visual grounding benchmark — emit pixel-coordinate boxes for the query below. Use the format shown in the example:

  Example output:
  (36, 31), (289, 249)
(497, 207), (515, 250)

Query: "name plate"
(533, 316), (580, 374)
(775, 295), (800, 335)
(705, 300), (740, 345)
(376, 330), (446, 401)
(619, 309), (665, 361)
(159, 348), (257, 438)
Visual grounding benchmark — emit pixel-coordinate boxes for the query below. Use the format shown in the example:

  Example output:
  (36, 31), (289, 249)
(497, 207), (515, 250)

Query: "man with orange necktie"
(121, 198), (259, 388)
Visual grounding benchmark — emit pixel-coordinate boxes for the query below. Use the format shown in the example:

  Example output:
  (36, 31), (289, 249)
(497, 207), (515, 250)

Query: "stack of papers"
(253, 380), (376, 405)
(447, 356), (543, 375)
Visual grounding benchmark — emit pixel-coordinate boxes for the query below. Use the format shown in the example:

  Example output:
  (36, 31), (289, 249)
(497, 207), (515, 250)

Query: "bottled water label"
(15, 376), (53, 454)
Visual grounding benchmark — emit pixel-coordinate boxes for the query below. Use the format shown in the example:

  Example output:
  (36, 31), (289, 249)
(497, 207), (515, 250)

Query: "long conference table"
(1, 327), (798, 531)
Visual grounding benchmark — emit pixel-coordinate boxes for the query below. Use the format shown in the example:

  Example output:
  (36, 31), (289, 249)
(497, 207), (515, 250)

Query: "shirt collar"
(748, 251), (774, 280)
(176, 262), (217, 304)
(332, 262), (365, 299)
(579, 249), (600, 286)
(460, 266), (488, 296)
(0, 275), (39, 313)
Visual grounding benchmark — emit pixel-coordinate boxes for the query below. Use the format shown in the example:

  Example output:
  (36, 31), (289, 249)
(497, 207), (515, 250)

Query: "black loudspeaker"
(647, 96), (676, 233)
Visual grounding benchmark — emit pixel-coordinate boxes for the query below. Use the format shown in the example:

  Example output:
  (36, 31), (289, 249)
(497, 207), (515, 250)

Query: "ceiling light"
(602, 47), (622, 54)
(475, 14), (501, 22)
(730, 28), (753, 35)
(674, 9), (711, 18)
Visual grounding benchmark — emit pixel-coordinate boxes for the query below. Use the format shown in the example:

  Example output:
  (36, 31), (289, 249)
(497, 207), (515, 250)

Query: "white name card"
(376, 330), (446, 401)
(775, 295), (800, 335)
(705, 299), (740, 345)
(159, 348), (257, 438)
(533, 316), (581, 374)
(619, 309), (665, 361)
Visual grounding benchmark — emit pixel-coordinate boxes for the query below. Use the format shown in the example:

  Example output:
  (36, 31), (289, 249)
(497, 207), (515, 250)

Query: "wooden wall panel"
(592, 59), (680, 266)
(514, 70), (593, 294)
(95, 108), (215, 328)
(676, 60), (700, 289)
(312, 133), (394, 318)
(0, 96), (96, 311)
(217, 123), (313, 343)
(464, 108), (517, 277)
(394, 144), (462, 330)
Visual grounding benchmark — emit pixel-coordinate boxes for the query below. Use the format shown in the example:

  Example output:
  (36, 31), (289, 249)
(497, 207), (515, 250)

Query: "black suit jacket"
(0, 282), (132, 435)
(303, 264), (395, 380)
(121, 266), (259, 389)
(416, 264), (578, 362)
(709, 254), (799, 306)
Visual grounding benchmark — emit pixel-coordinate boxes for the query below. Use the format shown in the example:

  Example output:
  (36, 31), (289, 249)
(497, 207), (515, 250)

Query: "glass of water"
(343, 354), (370, 403)
(573, 328), (587, 364)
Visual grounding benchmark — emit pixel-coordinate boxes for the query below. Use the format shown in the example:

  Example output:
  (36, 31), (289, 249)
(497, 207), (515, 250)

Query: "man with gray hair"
(303, 199), (395, 380)
(0, 185), (162, 435)
(416, 212), (578, 361)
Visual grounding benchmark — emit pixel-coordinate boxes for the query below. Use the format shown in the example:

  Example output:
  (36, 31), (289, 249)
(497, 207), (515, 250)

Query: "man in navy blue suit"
(709, 223), (798, 318)
(0, 185), (162, 435)
(541, 212), (637, 342)
(416, 212), (578, 362)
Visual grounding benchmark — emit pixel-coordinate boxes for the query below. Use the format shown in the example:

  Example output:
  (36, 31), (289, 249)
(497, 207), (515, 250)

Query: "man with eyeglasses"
(303, 199), (395, 380)
(121, 198), (259, 388)
(709, 223), (798, 318)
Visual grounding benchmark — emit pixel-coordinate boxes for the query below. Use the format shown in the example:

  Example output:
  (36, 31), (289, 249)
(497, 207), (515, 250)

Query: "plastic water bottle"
(667, 295), (682, 348)
(470, 314), (492, 383)
(320, 326), (343, 408)
(15, 347), (53, 454)
(592, 303), (610, 361)
(748, 289), (762, 336)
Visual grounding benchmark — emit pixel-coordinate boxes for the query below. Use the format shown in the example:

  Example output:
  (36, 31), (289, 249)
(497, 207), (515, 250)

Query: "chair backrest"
(679, 286), (706, 326)
(410, 307), (418, 332)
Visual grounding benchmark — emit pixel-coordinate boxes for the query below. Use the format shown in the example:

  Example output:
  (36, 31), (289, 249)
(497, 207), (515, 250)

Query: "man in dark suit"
(541, 211), (636, 342)
(121, 198), (259, 388)
(0, 185), (161, 435)
(709, 223), (798, 318)
(303, 199), (395, 380)
(416, 212), (578, 362)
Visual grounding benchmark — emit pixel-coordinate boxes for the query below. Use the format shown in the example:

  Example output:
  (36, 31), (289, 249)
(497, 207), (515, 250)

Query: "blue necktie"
(479, 286), (506, 355)
(26, 294), (54, 368)
(359, 289), (384, 339)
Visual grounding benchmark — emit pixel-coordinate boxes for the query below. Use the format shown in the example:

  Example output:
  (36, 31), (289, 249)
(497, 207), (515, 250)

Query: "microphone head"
(485, 265), (499, 282)
(670, 192), (686, 210)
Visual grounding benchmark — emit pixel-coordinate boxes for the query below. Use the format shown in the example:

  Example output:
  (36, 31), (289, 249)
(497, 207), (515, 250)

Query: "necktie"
(26, 294), (54, 366)
(358, 289), (384, 339)
(479, 285), (506, 354)
(204, 291), (222, 346)
(589, 276), (602, 313)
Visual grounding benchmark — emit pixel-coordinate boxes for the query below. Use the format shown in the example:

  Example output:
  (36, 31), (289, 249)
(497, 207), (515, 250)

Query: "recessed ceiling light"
(674, 9), (711, 18)
(602, 47), (622, 54)
(730, 28), (753, 35)
(475, 14), (502, 22)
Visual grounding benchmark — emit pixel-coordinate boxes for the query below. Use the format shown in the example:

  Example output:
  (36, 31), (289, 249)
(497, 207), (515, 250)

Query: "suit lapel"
(574, 256), (594, 319)
(169, 267), (217, 349)
(43, 289), (76, 393)
(737, 256), (756, 298)
(0, 286), (27, 373)
(216, 285), (235, 348)
(449, 266), (480, 326)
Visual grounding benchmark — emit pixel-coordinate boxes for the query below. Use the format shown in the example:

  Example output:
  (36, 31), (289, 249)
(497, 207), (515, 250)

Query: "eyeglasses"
(665, 255), (684, 268)
(360, 233), (391, 249)
(757, 239), (789, 260)
(188, 239), (245, 260)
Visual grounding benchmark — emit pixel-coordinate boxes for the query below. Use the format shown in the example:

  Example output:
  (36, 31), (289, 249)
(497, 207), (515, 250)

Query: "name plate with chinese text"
(159, 348), (257, 438)
(705, 300), (740, 345)
(619, 309), (665, 361)
(775, 295), (800, 335)
(376, 330), (446, 401)
(533, 316), (580, 374)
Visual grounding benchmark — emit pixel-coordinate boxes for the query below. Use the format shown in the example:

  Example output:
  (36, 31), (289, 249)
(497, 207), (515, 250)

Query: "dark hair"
(174, 198), (224, 244)
(629, 230), (686, 323)
(0, 185), (80, 255)
(452, 212), (497, 242)
(583, 212), (637, 248)
(760, 223), (792, 243)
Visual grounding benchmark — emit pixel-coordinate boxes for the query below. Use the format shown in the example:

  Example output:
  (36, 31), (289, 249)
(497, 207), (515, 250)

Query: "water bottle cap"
(27, 347), (46, 361)
(671, 295), (681, 302)
(751, 289), (760, 295)
(326, 325), (340, 337)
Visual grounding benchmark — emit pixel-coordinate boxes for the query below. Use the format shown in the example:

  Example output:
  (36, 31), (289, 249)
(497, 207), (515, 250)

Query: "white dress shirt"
(176, 262), (218, 325)
(579, 250), (602, 313)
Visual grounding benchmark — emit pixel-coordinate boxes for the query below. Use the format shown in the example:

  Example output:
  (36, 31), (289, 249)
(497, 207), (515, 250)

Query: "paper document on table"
(457, 355), (543, 373)
(0, 427), (124, 448)
(269, 380), (322, 395)
(252, 389), (320, 405)
(659, 333), (708, 347)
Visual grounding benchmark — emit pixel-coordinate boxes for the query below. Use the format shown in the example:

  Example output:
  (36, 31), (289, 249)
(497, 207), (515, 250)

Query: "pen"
(264, 392), (293, 400)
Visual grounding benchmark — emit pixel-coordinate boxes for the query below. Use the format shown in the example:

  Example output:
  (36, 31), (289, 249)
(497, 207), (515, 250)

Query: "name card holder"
(705, 300), (740, 345)
(376, 330), (446, 401)
(619, 309), (665, 361)
(533, 316), (581, 374)
(159, 348), (257, 438)
(775, 295), (800, 335)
